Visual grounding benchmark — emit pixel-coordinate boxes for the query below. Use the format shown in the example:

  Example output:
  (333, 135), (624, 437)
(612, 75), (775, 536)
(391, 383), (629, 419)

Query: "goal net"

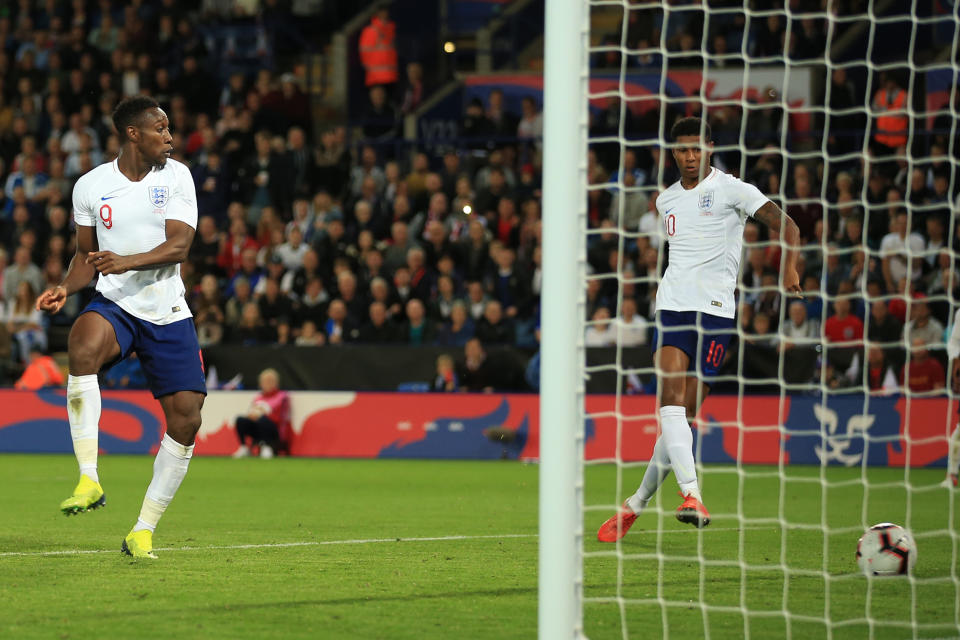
(541, 1), (960, 638)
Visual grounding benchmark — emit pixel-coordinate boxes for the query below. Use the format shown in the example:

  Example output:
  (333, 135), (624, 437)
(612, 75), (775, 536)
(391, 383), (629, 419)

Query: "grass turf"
(0, 455), (957, 639)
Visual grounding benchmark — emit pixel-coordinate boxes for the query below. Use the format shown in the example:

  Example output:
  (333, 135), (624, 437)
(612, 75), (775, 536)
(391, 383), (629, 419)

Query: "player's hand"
(782, 267), (802, 297)
(35, 285), (67, 314)
(86, 251), (134, 275)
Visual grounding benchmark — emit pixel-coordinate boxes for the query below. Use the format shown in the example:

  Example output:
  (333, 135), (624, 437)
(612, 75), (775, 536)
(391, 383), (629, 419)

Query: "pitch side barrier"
(199, 344), (817, 393)
(0, 390), (949, 467)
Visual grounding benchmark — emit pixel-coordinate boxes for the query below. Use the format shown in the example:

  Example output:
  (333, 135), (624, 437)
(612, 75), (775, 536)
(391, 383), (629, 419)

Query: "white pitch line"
(0, 533), (537, 558)
(0, 527), (778, 559)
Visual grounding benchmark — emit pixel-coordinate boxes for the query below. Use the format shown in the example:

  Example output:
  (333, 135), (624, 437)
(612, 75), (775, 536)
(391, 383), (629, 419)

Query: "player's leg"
(673, 314), (735, 526)
(123, 318), (206, 558)
(598, 336), (691, 541)
(656, 346), (705, 510)
(61, 309), (125, 515)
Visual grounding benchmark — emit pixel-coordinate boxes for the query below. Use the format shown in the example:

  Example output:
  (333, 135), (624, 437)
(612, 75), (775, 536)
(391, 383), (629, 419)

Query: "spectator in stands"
(437, 301), (475, 348)
(866, 345), (898, 394)
(880, 211), (925, 292)
(362, 85), (398, 140)
(432, 354), (459, 392)
(240, 130), (292, 219)
(258, 277), (294, 343)
(475, 300), (515, 345)
(3, 246), (43, 303)
(295, 320), (325, 346)
(517, 96), (543, 145)
(745, 86), (783, 149)
(904, 295), (944, 347)
(4, 279), (45, 362)
(358, 6), (398, 94)
(786, 171), (822, 244)
(233, 368), (292, 459)
(901, 338), (945, 393)
(486, 89), (519, 139)
(827, 68), (864, 157)
(746, 312), (778, 348)
(825, 297), (864, 346)
(227, 301), (275, 346)
(218, 219), (259, 278)
(295, 277), (330, 329)
(336, 271), (366, 324)
(193, 274), (225, 347)
(867, 297), (903, 349)
(226, 247), (264, 298)
(358, 301), (399, 343)
(190, 216), (223, 277)
(192, 148), (229, 220)
(405, 246), (432, 302)
(490, 247), (530, 318)
(103, 353), (148, 390)
(271, 226), (307, 272)
(430, 274), (460, 323)
(400, 62), (425, 116)
(4, 155), (47, 203)
(14, 345), (64, 390)
(324, 299), (357, 345)
(615, 298), (648, 347)
(459, 337), (524, 392)
(781, 300), (819, 350)
(400, 298), (436, 346)
(871, 73), (909, 160)
(461, 98), (495, 149)
(585, 307), (617, 347)
(923, 216), (947, 267)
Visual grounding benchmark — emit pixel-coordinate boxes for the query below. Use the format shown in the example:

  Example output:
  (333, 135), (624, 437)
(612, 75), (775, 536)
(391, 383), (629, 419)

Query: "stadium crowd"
(0, 0), (955, 395)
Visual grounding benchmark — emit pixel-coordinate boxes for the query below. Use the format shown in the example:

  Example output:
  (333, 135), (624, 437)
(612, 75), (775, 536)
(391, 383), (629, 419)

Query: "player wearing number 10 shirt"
(35, 96), (205, 559)
(598, 117), (803, 542)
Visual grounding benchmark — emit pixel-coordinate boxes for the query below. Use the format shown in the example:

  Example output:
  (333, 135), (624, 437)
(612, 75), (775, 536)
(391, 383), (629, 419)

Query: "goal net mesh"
(579, 1), (960, 638)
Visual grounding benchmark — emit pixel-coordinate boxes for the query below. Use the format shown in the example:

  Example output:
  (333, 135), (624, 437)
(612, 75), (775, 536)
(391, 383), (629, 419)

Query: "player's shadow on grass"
(72, 584), (626, 618)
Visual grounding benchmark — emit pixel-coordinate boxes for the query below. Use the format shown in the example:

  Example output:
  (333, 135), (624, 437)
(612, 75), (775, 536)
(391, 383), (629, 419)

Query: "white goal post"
(539, 0), (588, 638)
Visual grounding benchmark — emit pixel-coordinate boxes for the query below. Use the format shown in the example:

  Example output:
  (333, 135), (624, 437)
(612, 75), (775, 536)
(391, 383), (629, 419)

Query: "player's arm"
(36, 225), (99, 313)
(752, 201), (802, 296)
(87, 220), (196, 275)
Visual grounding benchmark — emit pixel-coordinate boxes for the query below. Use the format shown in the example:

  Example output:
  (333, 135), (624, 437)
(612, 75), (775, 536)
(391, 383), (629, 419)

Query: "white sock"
(67, 374), (100, 483)
(132, 433), (194, 533)
(660, 405), (701, 501)
(948, 426), (960, 476)
(626, 437), (671, 513)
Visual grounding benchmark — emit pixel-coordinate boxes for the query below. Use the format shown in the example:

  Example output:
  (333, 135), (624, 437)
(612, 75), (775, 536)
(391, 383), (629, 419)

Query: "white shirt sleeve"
(948, 308), (960, 360)
(728, 175), (769, 217)
(72, 177), (96, 227)
(166, 163), (199, 229)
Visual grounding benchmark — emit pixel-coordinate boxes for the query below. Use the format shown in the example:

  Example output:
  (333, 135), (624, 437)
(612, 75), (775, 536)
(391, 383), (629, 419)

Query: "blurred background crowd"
(0, 0), (955, 395)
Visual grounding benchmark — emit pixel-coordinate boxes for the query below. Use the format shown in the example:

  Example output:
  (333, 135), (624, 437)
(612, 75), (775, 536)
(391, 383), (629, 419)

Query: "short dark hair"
(670, 116), (711, 142)
(112, 96), (160, 138)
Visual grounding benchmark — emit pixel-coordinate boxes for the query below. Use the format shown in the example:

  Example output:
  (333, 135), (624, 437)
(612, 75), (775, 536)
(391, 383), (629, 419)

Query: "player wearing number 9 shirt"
(35, 96), (205, 559)
(598, 117), (803, 542)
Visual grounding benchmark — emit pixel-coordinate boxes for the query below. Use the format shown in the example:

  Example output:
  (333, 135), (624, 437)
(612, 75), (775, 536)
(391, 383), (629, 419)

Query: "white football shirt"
(73, 157), (198, 325)
(655, 167), (769, 319)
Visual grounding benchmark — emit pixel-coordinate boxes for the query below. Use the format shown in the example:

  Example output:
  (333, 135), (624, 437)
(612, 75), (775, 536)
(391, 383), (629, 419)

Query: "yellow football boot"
(121, 530), (158, 559)
(59, 474), (105, 515)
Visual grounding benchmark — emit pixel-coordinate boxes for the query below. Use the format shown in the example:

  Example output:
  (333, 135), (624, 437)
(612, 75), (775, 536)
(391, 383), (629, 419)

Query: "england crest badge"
(698, 189), (714, 210)
(149, 186), (170, 208)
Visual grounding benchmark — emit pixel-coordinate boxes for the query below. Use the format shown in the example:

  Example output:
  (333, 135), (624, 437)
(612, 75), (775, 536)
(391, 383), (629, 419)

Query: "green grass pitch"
(1, 455), (957, 639)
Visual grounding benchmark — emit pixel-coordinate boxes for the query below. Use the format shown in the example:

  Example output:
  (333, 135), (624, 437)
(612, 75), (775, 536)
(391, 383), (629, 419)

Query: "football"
(856, 523), (917, 576)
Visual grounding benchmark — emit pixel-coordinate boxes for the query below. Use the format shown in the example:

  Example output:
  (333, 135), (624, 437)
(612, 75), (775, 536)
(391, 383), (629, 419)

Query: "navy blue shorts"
(84, 294), (206, 398)
(652, 310), (737, 379)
